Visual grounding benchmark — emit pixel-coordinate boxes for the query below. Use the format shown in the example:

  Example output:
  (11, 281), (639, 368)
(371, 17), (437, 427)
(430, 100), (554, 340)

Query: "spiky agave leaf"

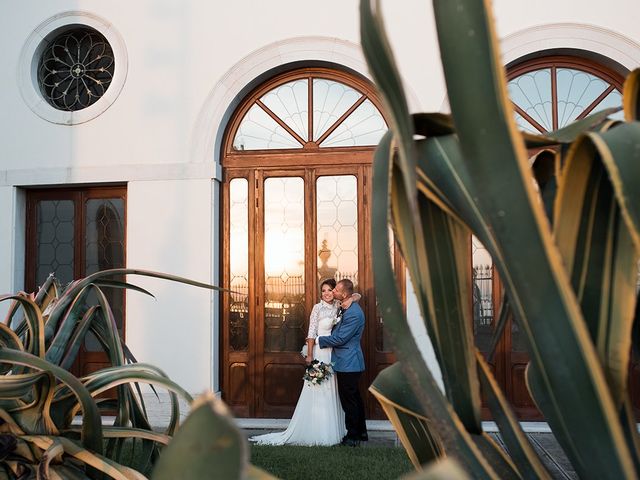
(0, 371), (59, 437)
(0, 269), (257, 478)
(370, 131), (498, 478)
(364, 0), (640, 479)
(430, 0), (636, 477)
(0, 350), (103, 459)
(151, 392), (247, 480)
(361, 0), (484, 437)
(22, 435), (148, 480)
(68, 366), (191, 418)
(623, 69), (640, 121)
(369, 363), (444, 468)
(554, 128), (640, 407)
(0, 295), (45, 360)
(46, 268), (228, 340)
(402, 458), (471, 480)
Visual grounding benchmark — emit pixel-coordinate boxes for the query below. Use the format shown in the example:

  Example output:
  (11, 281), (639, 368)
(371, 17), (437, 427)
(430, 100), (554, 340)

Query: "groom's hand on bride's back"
(341, 292), (361, 309)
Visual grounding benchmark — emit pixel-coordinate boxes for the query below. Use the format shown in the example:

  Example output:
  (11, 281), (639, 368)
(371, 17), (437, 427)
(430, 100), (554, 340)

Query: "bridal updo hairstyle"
(320, 278), (337, 292)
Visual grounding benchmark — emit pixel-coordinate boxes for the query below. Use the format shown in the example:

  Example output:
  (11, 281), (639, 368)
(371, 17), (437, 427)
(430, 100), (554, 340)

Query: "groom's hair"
(337, 279), (354, 295)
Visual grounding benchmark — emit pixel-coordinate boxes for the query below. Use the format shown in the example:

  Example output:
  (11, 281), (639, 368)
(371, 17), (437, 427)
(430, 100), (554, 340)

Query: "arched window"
(507, 55), (624, 134)
(228, 70), (386, 152)
(220, 67), (400, 419)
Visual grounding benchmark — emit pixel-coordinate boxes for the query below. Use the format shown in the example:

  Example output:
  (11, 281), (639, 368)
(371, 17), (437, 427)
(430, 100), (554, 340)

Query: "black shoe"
(340, 435), (360, 447)
(341, 438), (360, 447)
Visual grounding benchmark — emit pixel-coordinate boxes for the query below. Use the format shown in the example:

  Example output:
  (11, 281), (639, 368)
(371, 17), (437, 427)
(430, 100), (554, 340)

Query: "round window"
(37, 27), (115, 111)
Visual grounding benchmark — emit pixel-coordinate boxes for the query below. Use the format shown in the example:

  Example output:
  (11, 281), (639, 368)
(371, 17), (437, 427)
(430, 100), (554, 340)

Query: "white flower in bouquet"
(303, 360), (334, 386)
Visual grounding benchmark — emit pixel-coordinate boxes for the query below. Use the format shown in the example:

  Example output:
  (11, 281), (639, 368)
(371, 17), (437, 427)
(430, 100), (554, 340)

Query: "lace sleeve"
(307, 303), (320, 339)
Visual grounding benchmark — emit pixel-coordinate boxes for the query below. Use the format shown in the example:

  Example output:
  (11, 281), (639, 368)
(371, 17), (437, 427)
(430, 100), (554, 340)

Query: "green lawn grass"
(250, 445), (413, 479)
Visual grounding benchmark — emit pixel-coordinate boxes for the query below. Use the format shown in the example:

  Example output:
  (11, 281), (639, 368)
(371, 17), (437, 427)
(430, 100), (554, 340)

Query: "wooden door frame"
(220, 66), (402, 418)
(25, 185), (127, 377)
(220, 170), (254, 417)
(222, 164), (392, 417)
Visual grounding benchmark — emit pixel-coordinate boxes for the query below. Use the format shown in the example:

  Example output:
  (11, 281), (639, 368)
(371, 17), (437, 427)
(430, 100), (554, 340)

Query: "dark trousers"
(336, 371), (367, 440)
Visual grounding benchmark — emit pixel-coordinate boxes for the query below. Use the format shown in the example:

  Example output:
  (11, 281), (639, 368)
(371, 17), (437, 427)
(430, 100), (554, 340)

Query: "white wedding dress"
(250, 300), (346, 446)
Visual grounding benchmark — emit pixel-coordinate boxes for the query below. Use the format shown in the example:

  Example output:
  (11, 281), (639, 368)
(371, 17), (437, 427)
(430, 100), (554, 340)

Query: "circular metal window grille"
(38, 27), (115, 111)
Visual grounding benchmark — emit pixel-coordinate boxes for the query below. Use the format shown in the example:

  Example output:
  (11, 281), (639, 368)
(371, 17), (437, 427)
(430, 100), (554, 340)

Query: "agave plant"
(0, 269), (277, 479)
(362, 0), (640, 479)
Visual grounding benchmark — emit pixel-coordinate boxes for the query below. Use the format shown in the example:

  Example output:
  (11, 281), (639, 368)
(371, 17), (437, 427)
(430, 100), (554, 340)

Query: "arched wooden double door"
(220, 68), (399, 418)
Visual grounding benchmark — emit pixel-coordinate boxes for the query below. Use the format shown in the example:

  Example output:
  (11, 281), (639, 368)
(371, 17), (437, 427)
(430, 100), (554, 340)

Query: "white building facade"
(2, 0), (639, 419)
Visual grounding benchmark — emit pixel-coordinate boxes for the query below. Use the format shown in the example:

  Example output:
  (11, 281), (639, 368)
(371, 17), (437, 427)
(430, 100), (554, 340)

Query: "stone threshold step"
(234, 419), (553, 433)
(76, 417), (557, 433)
(236, 419), (395, 431)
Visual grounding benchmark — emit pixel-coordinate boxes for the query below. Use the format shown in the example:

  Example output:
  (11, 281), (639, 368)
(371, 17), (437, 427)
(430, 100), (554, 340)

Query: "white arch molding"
(189, 35), (422, 178)
(440, 23), (640, 112)
(500, 23), (640, 71)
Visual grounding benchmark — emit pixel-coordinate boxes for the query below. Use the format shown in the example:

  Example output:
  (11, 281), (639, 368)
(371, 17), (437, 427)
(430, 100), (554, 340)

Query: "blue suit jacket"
(318, 302), (365, 372)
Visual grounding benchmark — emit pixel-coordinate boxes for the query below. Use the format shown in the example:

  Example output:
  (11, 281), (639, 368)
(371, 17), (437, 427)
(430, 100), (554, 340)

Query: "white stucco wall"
(126, 179), (214, 393)
(492, 0), (639, 41)
(1, 0), (639, 397)
(2, 0), (639, 182)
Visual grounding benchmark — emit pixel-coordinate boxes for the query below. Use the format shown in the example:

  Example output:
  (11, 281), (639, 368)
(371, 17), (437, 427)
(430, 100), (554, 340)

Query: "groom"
(318, 278), (368, 447)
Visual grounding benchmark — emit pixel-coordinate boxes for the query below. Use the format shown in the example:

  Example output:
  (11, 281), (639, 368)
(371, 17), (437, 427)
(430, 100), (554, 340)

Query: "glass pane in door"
(36, 200), (75, 286)
(316, 175), (358, 286)
(472, 236), (494, 352)
(84, 198), (125, 352)
(264, 177), (305, 352)
(229, 179), (249, 351)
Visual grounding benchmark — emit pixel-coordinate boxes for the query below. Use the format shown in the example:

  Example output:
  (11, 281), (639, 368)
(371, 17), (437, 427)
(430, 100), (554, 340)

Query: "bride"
(250, 278), (358, 446)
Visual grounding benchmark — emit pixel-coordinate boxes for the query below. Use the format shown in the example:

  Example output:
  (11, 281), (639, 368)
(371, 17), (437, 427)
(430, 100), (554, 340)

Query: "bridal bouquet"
(303, 360), (333, 386)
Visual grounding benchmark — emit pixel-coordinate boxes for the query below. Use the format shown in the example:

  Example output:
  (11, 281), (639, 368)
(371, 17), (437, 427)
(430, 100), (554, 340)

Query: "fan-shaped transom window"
(230, 70), (387, 151)
(508, 56), (624, 134)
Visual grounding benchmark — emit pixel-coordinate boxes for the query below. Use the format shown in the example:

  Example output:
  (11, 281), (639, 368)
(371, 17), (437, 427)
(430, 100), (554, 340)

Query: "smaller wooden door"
(26, 186), (126, 377)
